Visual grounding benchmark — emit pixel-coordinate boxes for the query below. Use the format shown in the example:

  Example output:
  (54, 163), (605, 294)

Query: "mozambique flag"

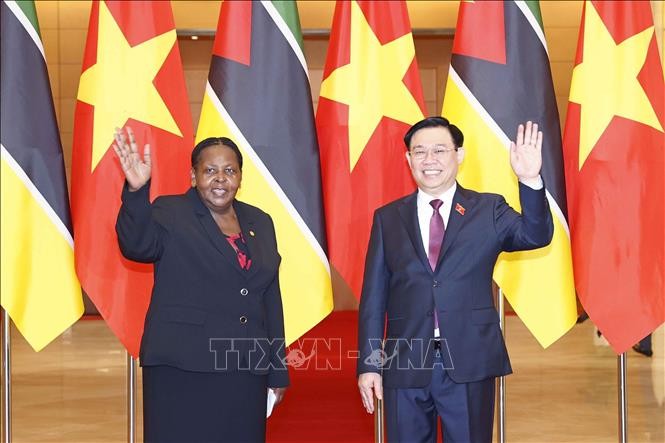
(71, 0), (193, 357)
(196, 0), (333, 344)
(1, 0), (83, 351)
(563, 1), (664, 353)
(316, 0), (426, 299)
(442, 0), (577, 347)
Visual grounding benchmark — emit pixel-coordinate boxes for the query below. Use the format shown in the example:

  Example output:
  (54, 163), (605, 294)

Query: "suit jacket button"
(240, 288), (249, 296)
(239, 316), (248, 324)
(433, 280), (440, 288)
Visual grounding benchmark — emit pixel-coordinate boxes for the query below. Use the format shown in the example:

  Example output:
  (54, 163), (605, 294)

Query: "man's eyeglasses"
(409, 145), (459, 160)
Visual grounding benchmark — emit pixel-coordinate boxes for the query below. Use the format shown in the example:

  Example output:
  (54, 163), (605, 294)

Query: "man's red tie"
(429, 199), (444, 332)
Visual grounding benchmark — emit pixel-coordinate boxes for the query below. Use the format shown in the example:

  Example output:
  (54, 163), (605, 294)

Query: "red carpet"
(266, 311), (374, 442)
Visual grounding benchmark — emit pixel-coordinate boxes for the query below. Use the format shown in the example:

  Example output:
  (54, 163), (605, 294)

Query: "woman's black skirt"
(142, 365), (268, 443)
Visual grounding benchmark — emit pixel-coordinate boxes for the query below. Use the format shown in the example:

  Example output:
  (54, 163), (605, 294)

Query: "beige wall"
(167, 1), (461, 29)
(654, 0), (665, 61)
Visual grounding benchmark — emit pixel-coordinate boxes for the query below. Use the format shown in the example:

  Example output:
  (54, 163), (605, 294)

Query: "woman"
(113, 127), (289, 442)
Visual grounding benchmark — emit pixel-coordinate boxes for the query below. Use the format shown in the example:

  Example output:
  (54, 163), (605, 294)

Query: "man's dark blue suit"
(357, 181), (553, 441)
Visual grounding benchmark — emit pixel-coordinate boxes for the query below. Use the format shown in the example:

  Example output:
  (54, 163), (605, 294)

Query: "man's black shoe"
(632, 344), (653, 357)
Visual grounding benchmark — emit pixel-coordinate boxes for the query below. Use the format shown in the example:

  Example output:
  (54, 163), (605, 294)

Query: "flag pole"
(127, 353), (137, 443)
(498, 288), (506, 443)
(617, 353), (627, 443)
(374, 397), (384, 443)
(1, 309), (11, 443)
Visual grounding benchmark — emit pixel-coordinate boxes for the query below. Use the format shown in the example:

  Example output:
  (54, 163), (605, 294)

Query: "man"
(357, 116), (553, 443)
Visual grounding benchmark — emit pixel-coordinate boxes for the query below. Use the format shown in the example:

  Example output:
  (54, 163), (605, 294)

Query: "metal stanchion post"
(374, 397), (384, 443)
(2, 310), (12, 443)
(617, 353), (627, 443)
(127, 353), (137, 443)
(374, 337), (385, 443)
(498, 289), (506, 443)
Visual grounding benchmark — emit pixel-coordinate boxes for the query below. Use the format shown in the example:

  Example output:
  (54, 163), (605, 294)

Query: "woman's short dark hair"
(191, 137), (243, 170)
(403, 116), (464, 150)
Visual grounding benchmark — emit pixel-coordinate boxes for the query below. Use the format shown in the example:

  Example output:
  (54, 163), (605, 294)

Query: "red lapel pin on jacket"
(455, 203), (466, 215)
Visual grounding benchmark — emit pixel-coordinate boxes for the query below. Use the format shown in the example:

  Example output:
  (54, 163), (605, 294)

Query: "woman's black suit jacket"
(116, 183), (289, 388)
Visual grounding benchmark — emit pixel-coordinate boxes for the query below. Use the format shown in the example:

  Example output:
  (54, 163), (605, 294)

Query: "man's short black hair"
(403, 116), (464, 150)
(191, 137), (243, 170)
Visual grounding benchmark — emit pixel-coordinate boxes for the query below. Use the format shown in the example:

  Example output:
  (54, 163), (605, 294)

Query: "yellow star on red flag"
(77, 1), (182, 172)
(319, 1), (423, 172)
(568, 2), (663, 169)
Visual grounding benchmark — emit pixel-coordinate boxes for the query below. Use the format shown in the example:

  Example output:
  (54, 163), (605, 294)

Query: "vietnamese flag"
(563, 1), (665, 353)
(316, 0), (426, 299)
(70, 0), (193, 356)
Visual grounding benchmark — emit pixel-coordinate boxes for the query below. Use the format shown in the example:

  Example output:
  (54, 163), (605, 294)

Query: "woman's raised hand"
(112, 126), (151, 191)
